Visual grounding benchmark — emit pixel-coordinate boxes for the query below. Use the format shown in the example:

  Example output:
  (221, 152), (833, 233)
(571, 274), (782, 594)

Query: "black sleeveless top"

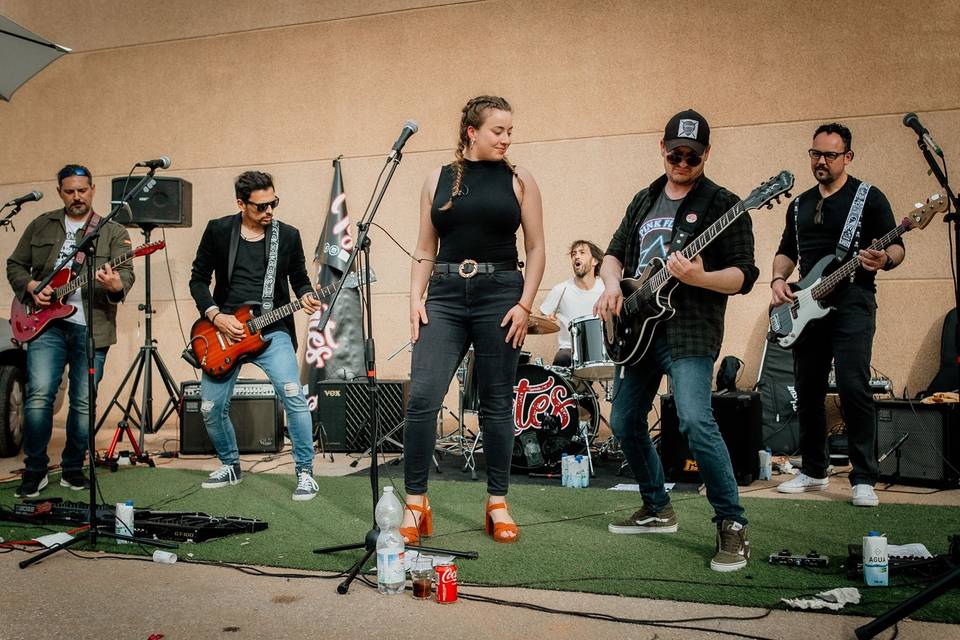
(430, 159), (522, 263)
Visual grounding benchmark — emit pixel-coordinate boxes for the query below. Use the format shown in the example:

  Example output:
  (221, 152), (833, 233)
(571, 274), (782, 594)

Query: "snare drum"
(569, 315), (614, 380)
(510, 364), (598, 470)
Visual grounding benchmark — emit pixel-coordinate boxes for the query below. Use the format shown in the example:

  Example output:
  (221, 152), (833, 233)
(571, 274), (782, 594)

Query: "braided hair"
(439, 95), (525, 211)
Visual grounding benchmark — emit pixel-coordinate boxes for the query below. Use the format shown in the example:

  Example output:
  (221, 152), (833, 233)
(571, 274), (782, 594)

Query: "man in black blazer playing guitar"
(189, 170), (322, 500)
(772, 123), (903, 507)
(595, 110), (759, 572)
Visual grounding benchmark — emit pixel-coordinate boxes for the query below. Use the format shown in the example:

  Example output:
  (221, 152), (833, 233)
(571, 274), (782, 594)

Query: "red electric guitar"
(9, 241), (166, 343)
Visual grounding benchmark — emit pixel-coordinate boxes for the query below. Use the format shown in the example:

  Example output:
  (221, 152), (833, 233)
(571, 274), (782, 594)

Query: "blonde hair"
(439, 95), (525, 211)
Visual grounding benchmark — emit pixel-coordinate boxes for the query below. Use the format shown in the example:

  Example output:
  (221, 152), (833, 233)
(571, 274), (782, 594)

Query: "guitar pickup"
(215, 332), (226, 351)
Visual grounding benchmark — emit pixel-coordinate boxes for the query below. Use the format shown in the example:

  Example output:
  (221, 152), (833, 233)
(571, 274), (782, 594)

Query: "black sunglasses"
(246, 196), (279, 213)
(666, 152), (703, 167)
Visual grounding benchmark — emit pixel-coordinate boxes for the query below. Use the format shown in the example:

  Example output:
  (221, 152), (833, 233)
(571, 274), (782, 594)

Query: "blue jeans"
(200, 330), (314, 473)
(610, 332), (746, 525)
(24, 320), (108, 473)
(405, 270), (524, 496)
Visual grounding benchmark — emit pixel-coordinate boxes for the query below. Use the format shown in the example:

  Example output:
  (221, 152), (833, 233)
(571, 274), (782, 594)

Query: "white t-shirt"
(56, 216), (86, 325)
(539, 278), (605, 349)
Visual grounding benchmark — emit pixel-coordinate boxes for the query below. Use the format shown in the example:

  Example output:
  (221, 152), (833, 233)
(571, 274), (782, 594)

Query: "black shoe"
(60, 470), (89, 491)
(608, 504), (678, 534)
(15, 472), (49, 498)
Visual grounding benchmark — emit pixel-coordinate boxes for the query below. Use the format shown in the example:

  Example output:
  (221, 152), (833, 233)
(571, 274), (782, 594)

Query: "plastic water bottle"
(115, 500), (134, 543)
(375, 486), (405, 595)
(758, 448), (773, 481)
(561, 453), (569, 487)
(574, 455), (588, 488)
(863, 531), (888, 586)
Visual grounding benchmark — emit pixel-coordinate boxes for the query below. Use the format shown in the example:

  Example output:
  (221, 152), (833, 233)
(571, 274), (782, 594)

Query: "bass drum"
(510, 364), (598, 471)
(459, 348), (530, 414)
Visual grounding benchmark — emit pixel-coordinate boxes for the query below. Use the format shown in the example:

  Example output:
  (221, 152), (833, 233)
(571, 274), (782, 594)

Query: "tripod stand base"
(19, 528), (176, 569)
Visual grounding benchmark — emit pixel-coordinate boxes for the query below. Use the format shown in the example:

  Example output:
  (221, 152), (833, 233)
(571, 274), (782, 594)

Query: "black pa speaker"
(111, 176), (192, 228)
(313, 379), (409, 452)
(179, 379), (285, 455)
(876, 400), (959, 488)
(660, 391), (762, 486)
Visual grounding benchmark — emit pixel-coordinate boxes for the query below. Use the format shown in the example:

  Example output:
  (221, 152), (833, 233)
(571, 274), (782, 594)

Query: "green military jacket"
(6, 208), (135, 348)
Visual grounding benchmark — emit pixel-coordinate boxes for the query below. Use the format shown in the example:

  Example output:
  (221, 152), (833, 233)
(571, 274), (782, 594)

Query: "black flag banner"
(303, 157), (369, 413)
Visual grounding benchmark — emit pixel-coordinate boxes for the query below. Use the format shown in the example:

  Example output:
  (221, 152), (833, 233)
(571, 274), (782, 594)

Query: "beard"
(573, 262), (591, 278)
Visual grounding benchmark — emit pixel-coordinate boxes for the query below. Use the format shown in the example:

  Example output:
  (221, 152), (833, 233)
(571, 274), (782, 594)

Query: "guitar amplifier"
(659, 391), (762, 486)
(179, 379), (285, 455)
(313, 379), (409, 452)
(876, 400), (959, 488)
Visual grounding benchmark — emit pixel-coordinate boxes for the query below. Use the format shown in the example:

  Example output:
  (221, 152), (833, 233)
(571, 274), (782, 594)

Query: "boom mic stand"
(20, 167), (175, 569)
(96, 222), (181, 467)
(313, 141), (475, 595)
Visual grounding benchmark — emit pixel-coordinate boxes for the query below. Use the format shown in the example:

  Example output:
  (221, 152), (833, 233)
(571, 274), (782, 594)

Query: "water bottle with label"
(863, 531), (888, 586)
(115, 500), (134, 543)
(375, 486), (405, 595)
(561, 453), (569, 487)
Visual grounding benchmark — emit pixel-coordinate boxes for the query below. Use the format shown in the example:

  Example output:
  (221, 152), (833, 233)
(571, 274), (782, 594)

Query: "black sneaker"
(292, 470), (318, 502)
(608, 504), (678, 534)
(60, 470), (89, 491)
(201, 463), (242, 488)
(711, 520), (750, 572)
(15, 472), (49, 498)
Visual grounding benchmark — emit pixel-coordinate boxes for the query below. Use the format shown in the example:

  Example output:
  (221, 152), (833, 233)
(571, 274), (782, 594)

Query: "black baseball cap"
(663, 109), (710, 154)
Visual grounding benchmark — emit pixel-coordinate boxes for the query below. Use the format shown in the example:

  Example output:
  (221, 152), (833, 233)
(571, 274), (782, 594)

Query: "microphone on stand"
(388, 121), (419, 160)
(902, 113), (943, 157)
(4, 190), (43, 207)
(135, 156), (172, 170)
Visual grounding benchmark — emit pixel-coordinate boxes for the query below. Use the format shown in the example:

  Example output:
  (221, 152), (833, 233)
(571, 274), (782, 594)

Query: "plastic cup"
(411, 557), (433, 599)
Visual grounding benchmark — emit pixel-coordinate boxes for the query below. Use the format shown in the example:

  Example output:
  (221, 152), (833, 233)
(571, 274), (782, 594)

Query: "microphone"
(388, 120), (418, 159)
(902, 113), (943, 157)
(4, 191), (43, 207)
(135, 156), (172, 170)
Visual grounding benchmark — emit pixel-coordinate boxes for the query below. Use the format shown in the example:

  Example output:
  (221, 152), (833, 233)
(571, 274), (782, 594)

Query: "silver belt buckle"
(458, 259), (479, 279)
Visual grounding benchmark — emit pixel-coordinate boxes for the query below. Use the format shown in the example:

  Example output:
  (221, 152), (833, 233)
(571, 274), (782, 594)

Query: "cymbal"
(527, 314), (560, 335)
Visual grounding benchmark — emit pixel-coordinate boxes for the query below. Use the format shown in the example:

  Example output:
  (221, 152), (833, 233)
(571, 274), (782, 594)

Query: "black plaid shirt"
(605, 174), (759, 360)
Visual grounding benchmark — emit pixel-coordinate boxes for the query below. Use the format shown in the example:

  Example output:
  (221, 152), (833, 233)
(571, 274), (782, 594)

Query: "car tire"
(0, 364), (25, 457)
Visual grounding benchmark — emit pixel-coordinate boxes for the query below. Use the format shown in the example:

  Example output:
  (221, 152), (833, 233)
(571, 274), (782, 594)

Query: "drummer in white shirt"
(539, 240), (605, 367)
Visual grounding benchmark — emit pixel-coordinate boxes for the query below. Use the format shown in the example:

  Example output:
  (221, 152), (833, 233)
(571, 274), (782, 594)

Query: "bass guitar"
(9, 241), (166, 344)
(603, 171), (795, 366)
(768, 193), (945, 349)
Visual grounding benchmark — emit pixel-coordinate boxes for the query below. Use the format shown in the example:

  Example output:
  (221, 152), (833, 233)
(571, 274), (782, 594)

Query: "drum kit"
(437, 313), (617, 479)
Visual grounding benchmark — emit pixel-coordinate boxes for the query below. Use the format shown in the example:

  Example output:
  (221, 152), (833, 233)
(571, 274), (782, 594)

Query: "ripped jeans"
(199, 330), (314, 473)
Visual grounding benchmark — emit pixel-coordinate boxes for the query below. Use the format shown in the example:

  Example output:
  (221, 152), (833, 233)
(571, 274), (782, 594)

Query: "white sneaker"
(292, 471), (319, 502)
(777, 473), (829, 494)
(851, 484), (879, 507)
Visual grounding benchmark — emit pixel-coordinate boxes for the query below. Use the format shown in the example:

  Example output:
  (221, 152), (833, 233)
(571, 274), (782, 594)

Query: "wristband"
(211, 311), (222, 323)
(882, 254), (895, 271)
(770, 276), (786, 287)
(516, 302), (532, 314)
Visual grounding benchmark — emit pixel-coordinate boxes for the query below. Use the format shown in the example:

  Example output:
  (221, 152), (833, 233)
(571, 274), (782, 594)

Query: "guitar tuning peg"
(766, 203), (774, 209)
(786, 191), (792, 198)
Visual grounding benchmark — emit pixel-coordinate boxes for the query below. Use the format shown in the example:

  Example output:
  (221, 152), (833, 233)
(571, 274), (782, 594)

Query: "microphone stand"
(0, 202), (25, 231)
(312, 148), (476, 595)
(20, 167), (175, 569)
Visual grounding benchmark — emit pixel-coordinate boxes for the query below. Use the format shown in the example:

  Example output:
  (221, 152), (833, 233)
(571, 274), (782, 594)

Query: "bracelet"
(211, 311), (222, 323)
(516, 301), (532, 314)
(770, 276), (786, 287)
(882, 254), (895, 271)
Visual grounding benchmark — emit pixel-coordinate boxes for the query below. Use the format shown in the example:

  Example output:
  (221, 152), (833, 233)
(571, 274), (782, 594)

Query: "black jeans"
(404, 270), (524, 496)
(794, 284), (878, 486)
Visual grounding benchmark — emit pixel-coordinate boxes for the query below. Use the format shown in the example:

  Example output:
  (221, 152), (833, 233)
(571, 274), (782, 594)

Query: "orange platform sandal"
(485, 499), (519, 543)
(400, 497), (433, 544)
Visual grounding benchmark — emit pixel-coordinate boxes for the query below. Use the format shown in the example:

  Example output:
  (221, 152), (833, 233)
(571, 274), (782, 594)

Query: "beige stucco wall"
(1, 0), (957, 428)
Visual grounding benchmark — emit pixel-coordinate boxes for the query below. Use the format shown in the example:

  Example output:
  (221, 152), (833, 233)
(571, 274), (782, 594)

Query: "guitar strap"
(836, 181), (870, 262)
(666, 180), (720, 256)
(69, 212), (103, 275)
(260, 218), (280, 311)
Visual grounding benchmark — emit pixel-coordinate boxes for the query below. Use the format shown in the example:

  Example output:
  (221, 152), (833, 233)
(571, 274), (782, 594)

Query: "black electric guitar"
(768, 193), (946, 349)
(603, 171), (795, 366)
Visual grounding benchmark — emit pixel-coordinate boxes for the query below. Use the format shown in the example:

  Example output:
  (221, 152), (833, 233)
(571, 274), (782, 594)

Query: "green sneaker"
(711, 520), (749, 572)
(608, 504), (678, 534)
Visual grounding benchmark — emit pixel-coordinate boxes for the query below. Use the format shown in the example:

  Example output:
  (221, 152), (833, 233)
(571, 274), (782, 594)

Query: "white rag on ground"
(782, 587), (861, 611)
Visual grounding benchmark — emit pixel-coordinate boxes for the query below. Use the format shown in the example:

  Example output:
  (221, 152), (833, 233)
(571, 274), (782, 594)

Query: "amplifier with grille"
(313, 379), (409, 452)
(179, 379), (285, 455)
(876, 400), (958, 488)
(659, 391), (762, 486)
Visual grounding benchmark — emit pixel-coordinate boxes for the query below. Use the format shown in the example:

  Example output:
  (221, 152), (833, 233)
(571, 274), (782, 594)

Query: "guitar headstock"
(742, 170), (795, 212)
(902, 193), (947, 231)
(133, 240), (167, 257)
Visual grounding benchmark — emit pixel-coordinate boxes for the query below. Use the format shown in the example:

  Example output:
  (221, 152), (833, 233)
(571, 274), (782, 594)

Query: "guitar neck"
(246, 281), (338, 333)
(810, 223), (908, 300)
(647, 201), (747, 292)
(53, 249), (138, 299)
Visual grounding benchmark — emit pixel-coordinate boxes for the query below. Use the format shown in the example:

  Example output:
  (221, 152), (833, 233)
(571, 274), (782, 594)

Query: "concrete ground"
(1, 419), (958, 640)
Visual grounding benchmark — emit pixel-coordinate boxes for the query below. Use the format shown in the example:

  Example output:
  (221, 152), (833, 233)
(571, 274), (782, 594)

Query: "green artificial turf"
(2, 467), (958, 624)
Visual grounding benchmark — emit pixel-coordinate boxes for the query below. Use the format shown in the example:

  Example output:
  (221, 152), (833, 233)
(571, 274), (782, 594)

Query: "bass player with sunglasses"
(188, 170), (323, 500)
(594, 109), (759, 572)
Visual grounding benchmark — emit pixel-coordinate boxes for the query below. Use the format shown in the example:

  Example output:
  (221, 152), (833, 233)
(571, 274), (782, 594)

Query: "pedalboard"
(768, 549), (830, 567)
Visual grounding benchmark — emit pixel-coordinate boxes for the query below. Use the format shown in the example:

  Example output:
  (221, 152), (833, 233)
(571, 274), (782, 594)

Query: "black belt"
(433, 260), (518, 279)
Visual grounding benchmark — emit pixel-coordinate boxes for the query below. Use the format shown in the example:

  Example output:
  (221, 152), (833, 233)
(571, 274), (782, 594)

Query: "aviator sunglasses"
(666, 151), (703, 167)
